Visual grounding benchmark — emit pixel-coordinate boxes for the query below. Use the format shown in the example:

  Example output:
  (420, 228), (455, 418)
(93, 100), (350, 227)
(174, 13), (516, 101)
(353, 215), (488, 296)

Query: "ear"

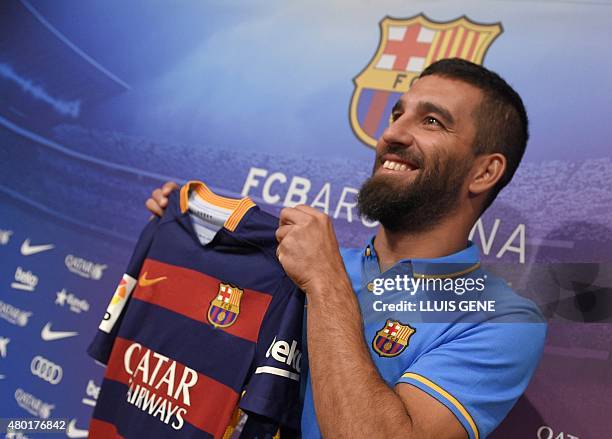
(468, 153), (506, 196)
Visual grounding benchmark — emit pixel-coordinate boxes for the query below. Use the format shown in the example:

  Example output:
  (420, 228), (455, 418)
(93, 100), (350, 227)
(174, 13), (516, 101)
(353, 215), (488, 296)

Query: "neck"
(373, 213), (472, 272)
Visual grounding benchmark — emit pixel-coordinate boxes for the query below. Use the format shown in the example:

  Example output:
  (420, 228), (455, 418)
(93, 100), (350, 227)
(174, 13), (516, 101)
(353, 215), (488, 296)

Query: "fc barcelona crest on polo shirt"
(208, 283), (243, 328)
(372, 320), (416, 357)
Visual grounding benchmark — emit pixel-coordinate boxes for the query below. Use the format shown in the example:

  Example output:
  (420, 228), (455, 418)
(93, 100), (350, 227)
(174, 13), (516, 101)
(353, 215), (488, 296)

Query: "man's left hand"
(275, 205), (346, 294)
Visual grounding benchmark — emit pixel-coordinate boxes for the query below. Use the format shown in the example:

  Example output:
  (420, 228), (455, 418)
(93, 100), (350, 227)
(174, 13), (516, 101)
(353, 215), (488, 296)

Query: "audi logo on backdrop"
(30, 355), (63, 385)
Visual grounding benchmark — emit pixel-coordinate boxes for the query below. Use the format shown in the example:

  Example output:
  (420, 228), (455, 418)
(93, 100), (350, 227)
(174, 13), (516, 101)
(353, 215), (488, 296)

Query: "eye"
(424, 116), (443, 127)
(390, 111), (402, 123)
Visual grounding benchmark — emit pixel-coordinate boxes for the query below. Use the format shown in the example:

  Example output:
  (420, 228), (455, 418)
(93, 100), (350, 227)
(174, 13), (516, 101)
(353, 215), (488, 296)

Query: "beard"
(357, 149), (472, 233)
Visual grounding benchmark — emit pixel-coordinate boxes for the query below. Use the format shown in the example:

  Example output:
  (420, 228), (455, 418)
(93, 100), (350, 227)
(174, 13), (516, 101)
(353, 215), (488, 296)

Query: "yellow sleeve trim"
(401, 372), (479, 439)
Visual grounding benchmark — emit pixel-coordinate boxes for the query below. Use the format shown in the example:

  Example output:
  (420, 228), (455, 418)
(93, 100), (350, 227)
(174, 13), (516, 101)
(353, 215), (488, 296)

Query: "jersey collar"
(179, 180), (256, 232)
(363, 236), (481, 279)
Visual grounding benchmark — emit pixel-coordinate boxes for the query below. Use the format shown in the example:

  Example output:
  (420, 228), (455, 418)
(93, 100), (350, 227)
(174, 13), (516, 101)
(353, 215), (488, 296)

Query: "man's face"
(357, 75), (482, 232)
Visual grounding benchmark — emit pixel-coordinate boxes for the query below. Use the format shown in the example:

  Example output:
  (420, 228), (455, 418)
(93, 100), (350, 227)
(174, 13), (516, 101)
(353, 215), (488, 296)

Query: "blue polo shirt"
(300, 240), (546, 439)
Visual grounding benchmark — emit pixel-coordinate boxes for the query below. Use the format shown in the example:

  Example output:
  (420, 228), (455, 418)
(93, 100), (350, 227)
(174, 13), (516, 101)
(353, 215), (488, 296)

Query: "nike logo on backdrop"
(138, 272), (167, 287)
(41, 322), (78, 341)
(21, 239), (54, 256)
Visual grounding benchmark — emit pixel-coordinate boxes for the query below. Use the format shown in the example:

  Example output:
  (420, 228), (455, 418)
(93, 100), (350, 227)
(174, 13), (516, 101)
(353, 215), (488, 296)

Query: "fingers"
(145, 198), (164, 217)
(146, 181), (177, 217)
(279, 205), (324, 225)
(275, 224), (292, 243)
(162, 181), (179, 195)
(293, 204), (325, 217)
(152, 188), (169, 208)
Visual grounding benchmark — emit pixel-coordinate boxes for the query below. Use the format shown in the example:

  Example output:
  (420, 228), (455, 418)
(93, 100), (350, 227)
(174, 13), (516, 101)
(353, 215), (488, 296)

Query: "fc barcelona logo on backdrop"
(350, 14), (502, 148)
(372, 320), (416, 357)
(208, 283), (243, 328)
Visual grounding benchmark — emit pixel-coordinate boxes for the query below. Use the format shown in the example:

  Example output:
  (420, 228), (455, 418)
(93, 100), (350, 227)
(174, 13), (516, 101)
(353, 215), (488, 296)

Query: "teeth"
(382, 160), (413, 172)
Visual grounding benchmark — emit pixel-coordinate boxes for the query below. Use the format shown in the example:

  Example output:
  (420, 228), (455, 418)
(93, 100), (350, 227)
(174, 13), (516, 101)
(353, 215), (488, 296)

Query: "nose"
(380, 115), (415, 149)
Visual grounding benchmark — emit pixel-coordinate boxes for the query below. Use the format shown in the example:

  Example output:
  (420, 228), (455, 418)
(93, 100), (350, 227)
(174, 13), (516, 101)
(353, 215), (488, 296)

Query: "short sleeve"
(396, 322), (546, 439)
(239, 278), (305, 430)
(87, 217), (160, 364)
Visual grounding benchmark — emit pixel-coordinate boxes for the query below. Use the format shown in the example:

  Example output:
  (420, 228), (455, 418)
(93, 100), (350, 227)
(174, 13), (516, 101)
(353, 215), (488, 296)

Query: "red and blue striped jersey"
(87, 181), (304, 439)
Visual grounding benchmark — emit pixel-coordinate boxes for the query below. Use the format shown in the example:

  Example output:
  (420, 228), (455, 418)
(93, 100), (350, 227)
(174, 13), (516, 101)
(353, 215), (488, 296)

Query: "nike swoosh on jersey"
(20, 239), (55, 256)
(41, 323), (78, 341)
(138, 271), (167, 287)
(66, 419), (88, 438)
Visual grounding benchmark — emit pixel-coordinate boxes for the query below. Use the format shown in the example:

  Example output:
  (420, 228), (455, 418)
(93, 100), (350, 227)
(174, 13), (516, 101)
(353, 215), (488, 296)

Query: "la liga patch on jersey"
(207, 283), (243, 328)
(99, 274), (137, 334)
(372, 319), (416, 357)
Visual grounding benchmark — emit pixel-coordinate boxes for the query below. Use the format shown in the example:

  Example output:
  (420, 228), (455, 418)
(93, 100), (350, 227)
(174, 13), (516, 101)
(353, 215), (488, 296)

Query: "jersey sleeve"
(87, 217), (160, 364)
(239, 278), (305, 430)
(396, 322), (546, 439)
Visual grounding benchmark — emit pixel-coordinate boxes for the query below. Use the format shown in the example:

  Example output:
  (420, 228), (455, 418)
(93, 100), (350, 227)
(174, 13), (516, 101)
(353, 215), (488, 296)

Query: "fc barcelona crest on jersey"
(372, 320), (416, 357)
(208, 283), (243, 328)
(350, 14), (502, 148)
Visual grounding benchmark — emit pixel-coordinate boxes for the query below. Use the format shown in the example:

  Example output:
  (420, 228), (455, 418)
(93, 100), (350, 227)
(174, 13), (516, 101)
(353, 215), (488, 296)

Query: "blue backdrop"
(1, 1), (611, 437)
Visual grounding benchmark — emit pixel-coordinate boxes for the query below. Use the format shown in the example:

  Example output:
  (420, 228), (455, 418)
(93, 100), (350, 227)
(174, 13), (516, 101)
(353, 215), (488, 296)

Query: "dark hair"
(419, 58), (529, 212)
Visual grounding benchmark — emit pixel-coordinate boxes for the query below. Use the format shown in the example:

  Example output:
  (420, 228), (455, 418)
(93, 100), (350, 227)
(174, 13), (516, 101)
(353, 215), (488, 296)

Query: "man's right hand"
(145, 181), (179, 216)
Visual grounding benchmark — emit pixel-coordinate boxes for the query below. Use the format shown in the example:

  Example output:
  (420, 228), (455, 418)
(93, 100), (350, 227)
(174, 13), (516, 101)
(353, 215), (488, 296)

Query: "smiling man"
(147, 58), (546, 438)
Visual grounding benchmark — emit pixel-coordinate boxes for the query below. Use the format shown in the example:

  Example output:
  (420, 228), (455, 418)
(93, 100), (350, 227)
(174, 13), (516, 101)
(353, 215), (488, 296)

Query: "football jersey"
(301, 240), (547, 439)
(88, 181), (304, 439)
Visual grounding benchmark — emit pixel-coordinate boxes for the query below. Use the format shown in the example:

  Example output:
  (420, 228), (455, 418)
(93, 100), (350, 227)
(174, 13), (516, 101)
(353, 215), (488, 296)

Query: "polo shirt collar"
(363, 236), (481, 279)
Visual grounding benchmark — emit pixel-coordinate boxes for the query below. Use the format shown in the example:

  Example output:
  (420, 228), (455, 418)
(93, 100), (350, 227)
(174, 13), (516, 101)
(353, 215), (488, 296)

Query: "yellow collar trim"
(179, 180), (255, 232)
(412, 262), (481, 279)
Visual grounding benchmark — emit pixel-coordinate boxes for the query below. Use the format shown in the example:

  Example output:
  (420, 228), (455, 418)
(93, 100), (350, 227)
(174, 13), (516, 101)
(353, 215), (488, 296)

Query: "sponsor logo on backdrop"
(0, 300), (32, 326)
(66, 419), (88, 438)
(82, 379), (100, 407)
(349, 14), (502, 148)
(124, 342), (196, 430)
(259, 336), (301, 381)
(99, 274), (137, 333)
(0, 229), (13, 245)
(0, 336), (9, 358)
(31, 355), (63, 385)
(11, 266), (38, 292)
(41, 322), (78, 341)
(20, 238), (54, 256)
(14, 388), (55, 419)
(55, 288), (90, 314)
(65, 254), (107, 280)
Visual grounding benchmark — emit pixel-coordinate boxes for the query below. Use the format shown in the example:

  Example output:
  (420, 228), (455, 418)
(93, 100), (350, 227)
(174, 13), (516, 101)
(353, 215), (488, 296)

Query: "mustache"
(376, 144), (424, 168)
